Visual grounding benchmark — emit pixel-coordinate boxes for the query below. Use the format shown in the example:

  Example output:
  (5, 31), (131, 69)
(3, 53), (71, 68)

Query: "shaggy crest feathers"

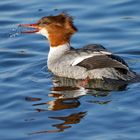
(38, 13), (77, 35)
(37, 13), (77, 46)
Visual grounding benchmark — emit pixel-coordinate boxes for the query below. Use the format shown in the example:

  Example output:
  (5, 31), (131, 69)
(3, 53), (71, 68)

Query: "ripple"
(0, 0), (140, 140)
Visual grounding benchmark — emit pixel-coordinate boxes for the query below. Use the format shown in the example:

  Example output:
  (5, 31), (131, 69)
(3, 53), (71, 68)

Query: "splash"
(9, 25), (37, 38)
(9, 26), (21, 38)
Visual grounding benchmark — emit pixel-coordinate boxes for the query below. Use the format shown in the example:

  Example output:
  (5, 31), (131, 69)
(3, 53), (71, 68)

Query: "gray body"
(48, 44), (136, 81)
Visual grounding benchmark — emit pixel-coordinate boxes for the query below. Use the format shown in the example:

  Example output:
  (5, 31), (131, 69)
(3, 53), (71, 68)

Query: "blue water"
(1, 0), (140, 140)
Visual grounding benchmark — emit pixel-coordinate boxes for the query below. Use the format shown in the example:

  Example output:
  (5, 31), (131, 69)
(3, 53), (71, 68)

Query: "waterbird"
(19, 13), (137, 81)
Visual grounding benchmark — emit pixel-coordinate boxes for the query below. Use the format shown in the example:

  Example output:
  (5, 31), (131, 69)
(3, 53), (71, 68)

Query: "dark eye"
(42, 22), (47, 25)
(38, 18), (51, 26)
(42, 18), (51, 24)
(42, 21), (48, 24)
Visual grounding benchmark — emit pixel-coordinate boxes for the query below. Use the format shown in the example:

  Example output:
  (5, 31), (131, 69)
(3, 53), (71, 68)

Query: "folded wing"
(75, 54), (129, 74)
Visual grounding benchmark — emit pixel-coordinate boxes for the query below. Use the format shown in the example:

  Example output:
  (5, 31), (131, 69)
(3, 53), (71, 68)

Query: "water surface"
(0, 0), (140, 140)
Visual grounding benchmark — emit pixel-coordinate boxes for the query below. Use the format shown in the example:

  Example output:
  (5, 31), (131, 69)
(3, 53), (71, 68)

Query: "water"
(0, 0), (140, 140)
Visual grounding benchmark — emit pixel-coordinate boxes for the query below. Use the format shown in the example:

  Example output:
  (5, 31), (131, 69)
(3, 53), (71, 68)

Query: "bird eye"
(43, 18), (51, 24)
(38, 18), (51, 27)
(42, 20), (48, 24)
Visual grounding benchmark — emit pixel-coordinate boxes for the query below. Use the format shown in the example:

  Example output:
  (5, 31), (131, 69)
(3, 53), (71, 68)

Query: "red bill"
(19, 23), (40, 33)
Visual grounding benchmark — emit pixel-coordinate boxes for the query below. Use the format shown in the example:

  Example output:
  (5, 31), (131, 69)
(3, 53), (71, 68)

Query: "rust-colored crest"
(39, 13), (77, 46)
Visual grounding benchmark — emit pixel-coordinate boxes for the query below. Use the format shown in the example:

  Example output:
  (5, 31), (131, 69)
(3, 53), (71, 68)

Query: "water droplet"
(9, 26), (22, 38)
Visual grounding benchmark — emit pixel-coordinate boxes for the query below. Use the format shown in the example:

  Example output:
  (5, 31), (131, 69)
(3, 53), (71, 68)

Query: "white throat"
(37, 28), (49, 38)
(48, 43), (70, 63)
(37, 29), (70, 63)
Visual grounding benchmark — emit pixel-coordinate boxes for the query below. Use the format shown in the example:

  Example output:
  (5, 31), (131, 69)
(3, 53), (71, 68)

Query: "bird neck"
(48, 43), (71, 63)
(48, 33), (71, 47)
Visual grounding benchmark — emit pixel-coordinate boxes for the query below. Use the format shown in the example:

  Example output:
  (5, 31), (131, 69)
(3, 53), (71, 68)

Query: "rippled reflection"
(25, 76), (130, 134)
(53, 76), (128, 91)
(30, 112), (86, 134)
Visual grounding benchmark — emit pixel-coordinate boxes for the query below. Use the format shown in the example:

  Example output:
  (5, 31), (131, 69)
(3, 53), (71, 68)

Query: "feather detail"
(75, 54), (129, 70)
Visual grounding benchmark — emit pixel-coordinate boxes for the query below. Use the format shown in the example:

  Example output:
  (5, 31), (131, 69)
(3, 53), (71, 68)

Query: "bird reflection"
(47, 97), (80, 111)
(32, 95), (80, 111)
(53, 76), (128, 91)
(26, 76), (129, 135)
(30, 112), (86, 134)
(26, 85), (88, 134)
(31, 86), (87, 112)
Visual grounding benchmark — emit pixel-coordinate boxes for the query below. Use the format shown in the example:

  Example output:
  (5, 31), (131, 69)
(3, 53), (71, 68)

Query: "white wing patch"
(71, 55), (94, 66)
(71, 51), (112, 66)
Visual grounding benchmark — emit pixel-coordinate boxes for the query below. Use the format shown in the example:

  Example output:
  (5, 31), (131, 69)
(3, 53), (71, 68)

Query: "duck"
(19, 13), (137, 81)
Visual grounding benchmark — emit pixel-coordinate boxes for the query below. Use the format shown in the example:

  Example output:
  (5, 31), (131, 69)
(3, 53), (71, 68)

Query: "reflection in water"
(30, 112), (86, 134)
(25, 77), (129, 135)
(53, 76), (128, 91)
(32, 95), (80, 111)
(48, 112), (86, 132)
(47, 97), (80, 111)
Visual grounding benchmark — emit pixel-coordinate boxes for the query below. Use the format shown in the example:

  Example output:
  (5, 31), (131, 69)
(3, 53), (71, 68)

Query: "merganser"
(19, 13), (137, 81)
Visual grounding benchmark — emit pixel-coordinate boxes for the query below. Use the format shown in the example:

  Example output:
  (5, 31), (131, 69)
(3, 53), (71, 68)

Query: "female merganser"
(20, 13), (137, 81)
